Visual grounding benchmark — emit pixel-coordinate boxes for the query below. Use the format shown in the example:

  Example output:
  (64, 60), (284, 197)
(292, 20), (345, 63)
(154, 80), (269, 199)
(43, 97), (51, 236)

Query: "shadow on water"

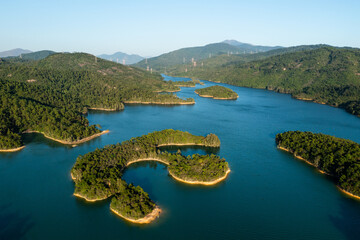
(329, 197), (360, 240)
(22, 132), (73, 149)
(21, 132), (103, 150)
(0, 204), (34, 240)
(158, 145), (220, 155)
(122, 161), (165, 201)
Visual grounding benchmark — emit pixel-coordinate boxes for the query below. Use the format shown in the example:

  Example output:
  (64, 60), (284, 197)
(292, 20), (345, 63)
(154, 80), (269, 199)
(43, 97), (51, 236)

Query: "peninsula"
(195, 86), (238, 100)
(71, 129), (230, 224)
(276, 131), (360, 199)
(0, 53), (194, 151)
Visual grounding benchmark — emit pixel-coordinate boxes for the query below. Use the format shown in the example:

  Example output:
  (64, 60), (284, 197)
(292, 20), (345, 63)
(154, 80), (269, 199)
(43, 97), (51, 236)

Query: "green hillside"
(0, 53), (194, 150)
(168, 44), (328, 73)
(134, 43), (241, 71)
(172, 46), (360, 116)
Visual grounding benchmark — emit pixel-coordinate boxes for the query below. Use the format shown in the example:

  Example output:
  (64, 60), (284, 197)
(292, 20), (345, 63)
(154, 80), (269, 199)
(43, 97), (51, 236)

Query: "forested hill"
(0, 53), (193, 150)
(168, 44), (328, 73)
(134, 43), (242, 71)
(171, 46), (360, 116)
(97, 52), (144, 65)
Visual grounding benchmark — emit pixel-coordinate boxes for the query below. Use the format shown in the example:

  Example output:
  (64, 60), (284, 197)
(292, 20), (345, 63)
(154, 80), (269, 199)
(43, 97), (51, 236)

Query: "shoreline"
(110, 206), (162, 224)
(174, 84), (195, 87)
(154, 89), (181, 93)
(0, 146), (26, 152)
(338, 187), (360, 200)
(176, 75), (356, 117)
(277, 146), (329, 175)
(124, 101), (194, 105)
(73, 192), (110, 202)
(126, 158), (170, 167)
(194, 91), (238, 100)
(88, 107), (119, 111)
(125, 158), (229, 185)
(277, 145), (360, 199)
(168, 168), (231, 185)
(23, 130), (109, 145)
(157, 143), (208, 147)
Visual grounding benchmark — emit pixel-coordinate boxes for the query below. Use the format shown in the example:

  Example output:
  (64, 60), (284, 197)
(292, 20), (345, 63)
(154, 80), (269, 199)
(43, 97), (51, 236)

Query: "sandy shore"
(111, 206), (162, 224)
(294, 96), (313, 101)
(23, 130), (109, 145)
(126, 158), (169, 167)
(174, 84), (195, 87)
(338, 187), (360, 200)
(168, 168), (231, 185)
(126, 157), (229, 185)
(73, 192), (110, 202)
(0, 146), (25, 152)
(278, 145), (360, 199)
(157, 143), (208, 147)
(88, 107), (118, 111)
(124, 101), (194, 105)
(154, 89), (181, 93)
(277, 146), (329, 175)
(195, 91), (238, 100)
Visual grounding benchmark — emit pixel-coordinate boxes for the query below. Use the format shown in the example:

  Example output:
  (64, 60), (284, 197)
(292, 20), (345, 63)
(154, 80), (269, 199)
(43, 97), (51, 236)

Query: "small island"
(71, 129), (230, 224)
(195, 86), (238, 100)
(276, 131), (360, 200)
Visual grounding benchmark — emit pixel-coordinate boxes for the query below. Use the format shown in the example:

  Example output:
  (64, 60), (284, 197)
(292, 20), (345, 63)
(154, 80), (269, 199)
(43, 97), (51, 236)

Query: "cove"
(1, 75), (360, 239)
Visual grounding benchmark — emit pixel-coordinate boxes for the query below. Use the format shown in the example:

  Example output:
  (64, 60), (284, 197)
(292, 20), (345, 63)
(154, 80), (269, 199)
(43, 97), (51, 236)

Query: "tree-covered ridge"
(171, 46), (360, 116)
(0, 52), (197, 149)
(71, 129), (228, 222)
(276, 131), (360, 197)
(134, 43), (242, 71)
(0, 53), (192, 107)
(167, 45), (328, 74)
(195, 86), (238, 99)
(0, 92), (100, 150)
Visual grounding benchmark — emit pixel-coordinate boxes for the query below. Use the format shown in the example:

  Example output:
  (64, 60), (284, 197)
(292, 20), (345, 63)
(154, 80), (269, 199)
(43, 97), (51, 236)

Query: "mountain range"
(0, 48), (32, 58)
(97, 52), (144, 65)
(133, 41), (283, 71)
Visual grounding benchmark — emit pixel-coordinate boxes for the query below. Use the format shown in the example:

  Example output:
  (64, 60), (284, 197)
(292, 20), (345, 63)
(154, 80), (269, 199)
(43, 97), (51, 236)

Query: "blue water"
(1, 75), (360, 239)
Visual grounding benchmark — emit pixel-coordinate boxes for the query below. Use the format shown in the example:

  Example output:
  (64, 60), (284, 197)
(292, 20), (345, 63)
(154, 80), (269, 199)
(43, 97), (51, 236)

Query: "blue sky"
(2, 0), (360, 56)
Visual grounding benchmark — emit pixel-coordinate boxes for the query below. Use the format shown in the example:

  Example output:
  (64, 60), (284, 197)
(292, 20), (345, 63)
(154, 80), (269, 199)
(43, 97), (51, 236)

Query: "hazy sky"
(2, 0), (360, 56)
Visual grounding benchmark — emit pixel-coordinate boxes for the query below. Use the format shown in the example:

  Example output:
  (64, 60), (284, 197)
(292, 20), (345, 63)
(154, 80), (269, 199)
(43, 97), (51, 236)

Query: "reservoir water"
(1, 75), (360, 239)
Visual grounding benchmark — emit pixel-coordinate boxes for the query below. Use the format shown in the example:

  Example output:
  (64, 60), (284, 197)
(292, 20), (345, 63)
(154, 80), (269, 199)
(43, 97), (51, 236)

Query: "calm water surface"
(1, 75), (360, 239)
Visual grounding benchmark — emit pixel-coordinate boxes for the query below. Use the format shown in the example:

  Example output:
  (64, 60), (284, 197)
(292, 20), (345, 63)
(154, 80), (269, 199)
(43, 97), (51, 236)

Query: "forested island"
(71, 129), (230, 223)
(276, 131), (360, 199)
(195, 86), (238, 100)
(0, 53), (194, 150)
(166, 46), (360, 117)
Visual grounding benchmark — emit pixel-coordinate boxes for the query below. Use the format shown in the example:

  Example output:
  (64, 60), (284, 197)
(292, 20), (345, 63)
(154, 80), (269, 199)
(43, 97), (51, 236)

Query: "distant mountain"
(0, 48), (32, 58)
(134, 43), (241, 71)
(222, 40), (282, 53)
(19, 50), (56, 61)
(167, 44), (330, 73)
(97, 52), (144, 65)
